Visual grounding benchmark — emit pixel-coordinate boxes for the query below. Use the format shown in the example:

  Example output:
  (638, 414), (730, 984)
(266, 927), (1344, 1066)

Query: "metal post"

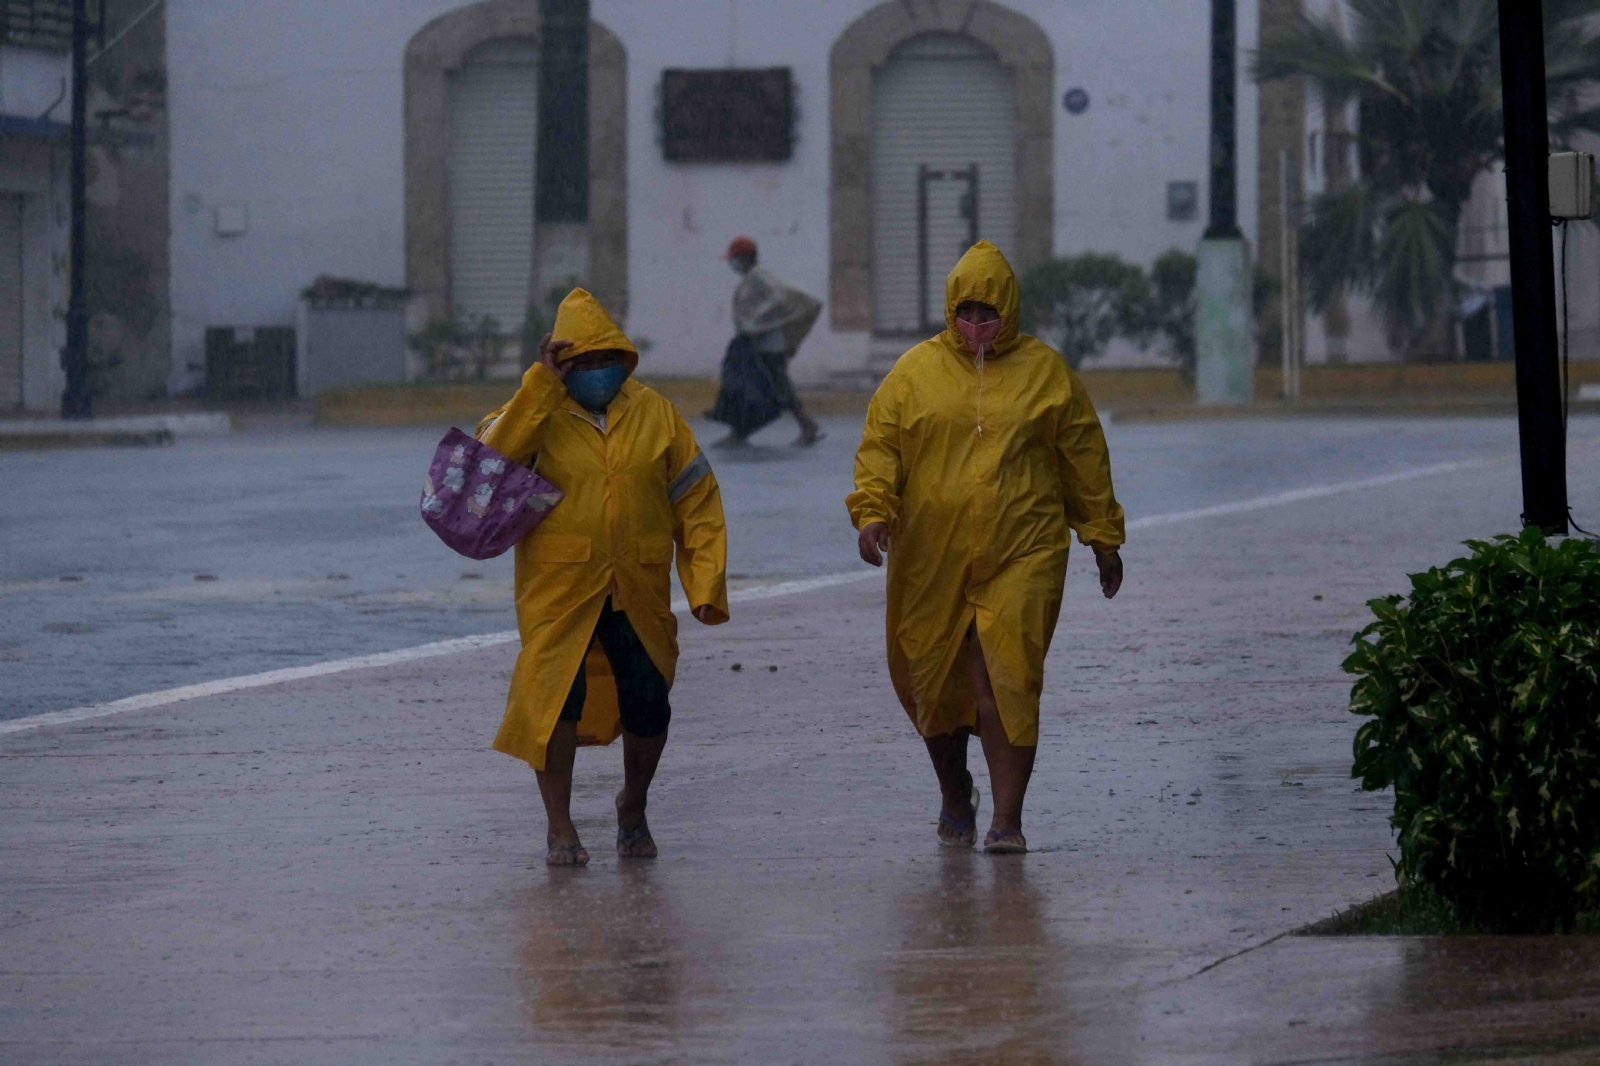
(537, 0), (589, 224)
(1205, 0), (1240, 240)
(1195, 0), (1253, 404)
(1497, 0), (1567, 534)
(60, 0), (92, 419)
(1279, 151), (1294, 400)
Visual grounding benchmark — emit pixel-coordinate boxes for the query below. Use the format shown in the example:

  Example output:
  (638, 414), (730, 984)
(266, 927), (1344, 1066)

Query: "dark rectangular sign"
(661, 67), (793, 163)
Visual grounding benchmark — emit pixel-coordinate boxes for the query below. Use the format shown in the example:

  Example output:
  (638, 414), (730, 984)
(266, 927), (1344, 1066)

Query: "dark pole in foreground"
(1497, 0), (1567, 533)
(60, 0), (92, 419)
(1205, 0), (1241, 239)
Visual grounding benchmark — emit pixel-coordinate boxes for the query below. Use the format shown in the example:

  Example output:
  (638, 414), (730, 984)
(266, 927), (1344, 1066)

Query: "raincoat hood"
(944, 240), (1022, 353)
(552, 287), (639, 376)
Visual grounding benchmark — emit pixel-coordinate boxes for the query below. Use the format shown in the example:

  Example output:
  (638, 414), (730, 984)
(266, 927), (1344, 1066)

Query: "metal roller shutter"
(0, 195), (21, 409)
(448, 39), (539, 332)
(871, 33), (1017, 334)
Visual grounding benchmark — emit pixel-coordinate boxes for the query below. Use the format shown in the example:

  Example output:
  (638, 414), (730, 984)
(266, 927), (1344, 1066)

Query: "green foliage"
(1345, 528), (1600, 932)
(1255, 0), (1600, 359)
(1299, 885), (1470, 936)
(1147, 249), (1197, 380)
(1019, 253), (1151, 369)
(407, 311), (508, 380)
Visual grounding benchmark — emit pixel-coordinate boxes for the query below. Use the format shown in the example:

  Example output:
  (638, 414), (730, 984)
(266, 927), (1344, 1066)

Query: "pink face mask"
(954, 315), (1002, 357)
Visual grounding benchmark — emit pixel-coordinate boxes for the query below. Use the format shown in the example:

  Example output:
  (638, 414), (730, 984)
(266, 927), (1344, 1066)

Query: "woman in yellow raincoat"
(478, 289), (728, 866)
(847, 242), (1125, 854)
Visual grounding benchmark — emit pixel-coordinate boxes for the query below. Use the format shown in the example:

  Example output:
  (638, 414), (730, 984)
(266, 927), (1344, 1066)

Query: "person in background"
(847, 241), (1125, 855)
(709, 236), (825, 447)
(478, 288), (729, 867)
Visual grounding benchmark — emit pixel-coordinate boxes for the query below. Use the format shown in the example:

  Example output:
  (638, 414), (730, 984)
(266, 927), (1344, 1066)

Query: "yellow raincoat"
(847, 242), (1125, 746)
(478, 289), (729, 770)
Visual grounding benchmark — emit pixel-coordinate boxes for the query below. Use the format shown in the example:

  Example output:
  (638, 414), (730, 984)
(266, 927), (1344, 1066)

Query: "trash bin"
(204, 326), (297, 402)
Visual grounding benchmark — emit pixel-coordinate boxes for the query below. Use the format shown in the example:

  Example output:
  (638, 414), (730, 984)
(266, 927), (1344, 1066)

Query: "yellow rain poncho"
(478, 289), (729, 770)
(847, 242), (1125, 746)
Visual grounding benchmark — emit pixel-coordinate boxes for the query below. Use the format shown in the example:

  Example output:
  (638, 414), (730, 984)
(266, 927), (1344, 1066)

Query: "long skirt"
(707, 335), (796, 438)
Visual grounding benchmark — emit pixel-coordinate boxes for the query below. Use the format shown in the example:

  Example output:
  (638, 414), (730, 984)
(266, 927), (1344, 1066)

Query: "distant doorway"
(404, 2), (629, 329)
(829, 2), (1052, 336)
(447, 38), (539, 332)
(917, 163), (980, 331)
(873, 33), (1015, 335)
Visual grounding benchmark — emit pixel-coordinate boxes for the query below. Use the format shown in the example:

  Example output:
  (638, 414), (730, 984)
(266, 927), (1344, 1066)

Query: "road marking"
(1125, 460), (1487, 530)
(1, 457), (1487, 737)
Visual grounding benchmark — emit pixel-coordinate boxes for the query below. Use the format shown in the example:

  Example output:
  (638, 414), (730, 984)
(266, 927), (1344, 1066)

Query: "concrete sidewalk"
(3, 446), (1599, 1063)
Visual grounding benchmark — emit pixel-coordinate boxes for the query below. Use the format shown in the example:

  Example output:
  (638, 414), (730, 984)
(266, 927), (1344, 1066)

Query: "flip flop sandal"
(983, 830), (1027, 855)
(616, 821), (657, 859)
(547, 842), (589, 867)
(937, 775), (981, 848)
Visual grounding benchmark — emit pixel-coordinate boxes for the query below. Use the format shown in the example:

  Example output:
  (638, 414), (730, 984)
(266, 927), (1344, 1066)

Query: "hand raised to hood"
(539, 333), (577, 380)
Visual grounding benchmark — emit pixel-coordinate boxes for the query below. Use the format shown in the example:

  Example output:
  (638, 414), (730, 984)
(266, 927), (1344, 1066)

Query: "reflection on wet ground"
(884, 855), (1069, 1065)
(519, 863), (709, 1054)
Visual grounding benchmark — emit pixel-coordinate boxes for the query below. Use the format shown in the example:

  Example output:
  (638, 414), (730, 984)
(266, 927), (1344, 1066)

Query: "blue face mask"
(563, 364), (630, 412)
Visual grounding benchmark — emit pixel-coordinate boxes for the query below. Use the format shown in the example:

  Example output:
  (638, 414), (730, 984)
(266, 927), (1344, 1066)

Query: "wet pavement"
(0, 412), (1553, 719)
(3, 418), (1600, 1062)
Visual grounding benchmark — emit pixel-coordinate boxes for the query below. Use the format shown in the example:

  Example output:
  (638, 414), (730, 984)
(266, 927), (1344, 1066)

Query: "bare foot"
(615, 789), (657, 859)
(983, 829), (1027, 854)
(547, 838), (589, 866)
(936, 771), (978, 847)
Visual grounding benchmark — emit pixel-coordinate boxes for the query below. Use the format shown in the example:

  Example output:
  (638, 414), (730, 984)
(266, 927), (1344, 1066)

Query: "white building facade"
(0, 24), (70, 411)
(166, 0), (1259, 391)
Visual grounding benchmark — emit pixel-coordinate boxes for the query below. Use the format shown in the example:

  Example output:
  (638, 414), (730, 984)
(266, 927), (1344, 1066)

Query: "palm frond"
(1255, 14), (1388, 106)
(1299, 186), (1380, 312)
(1373, 200), (1455, 331)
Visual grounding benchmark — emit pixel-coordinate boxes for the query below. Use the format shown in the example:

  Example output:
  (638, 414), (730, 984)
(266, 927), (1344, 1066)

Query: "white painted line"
(0, 575), (882, 737)
(1, 457), (1486, 738)
(1125, 460), (1486, 530)
(0, 631), (519, 736)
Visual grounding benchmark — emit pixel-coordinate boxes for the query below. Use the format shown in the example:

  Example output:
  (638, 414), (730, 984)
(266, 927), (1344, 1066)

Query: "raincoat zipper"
(975, 347), (986, 437)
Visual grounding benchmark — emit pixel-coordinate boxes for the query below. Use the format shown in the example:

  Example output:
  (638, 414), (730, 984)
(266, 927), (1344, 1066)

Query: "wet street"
(0, 413), (1555, 719)
(4, 415), (1600, 1063)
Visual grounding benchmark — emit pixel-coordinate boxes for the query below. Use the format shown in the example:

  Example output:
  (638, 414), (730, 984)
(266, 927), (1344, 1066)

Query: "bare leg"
(616, 728), (667, 858)
(537, 720), (587, 866)
(792, 404), (822, 447)
(924, 731), (977, 844)
(962, 623), (1036, 846)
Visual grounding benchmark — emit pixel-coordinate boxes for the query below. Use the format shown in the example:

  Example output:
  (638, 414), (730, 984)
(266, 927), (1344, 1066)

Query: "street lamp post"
(1195, 0), (1254, 405)
(1497, 0), (1568, 535)
(60, 0), (92, 419)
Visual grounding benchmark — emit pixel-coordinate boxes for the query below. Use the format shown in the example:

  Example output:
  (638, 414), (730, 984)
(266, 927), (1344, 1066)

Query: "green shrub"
(1345, 528), (1600, 932)
(1018, 253), (1151, 369)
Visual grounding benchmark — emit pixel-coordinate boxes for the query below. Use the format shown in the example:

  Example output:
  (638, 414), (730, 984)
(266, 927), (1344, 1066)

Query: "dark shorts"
(558, 598), (672, 737)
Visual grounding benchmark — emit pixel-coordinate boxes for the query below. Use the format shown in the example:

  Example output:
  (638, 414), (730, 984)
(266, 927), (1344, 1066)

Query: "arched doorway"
(448, 38), (539, 333)
(872, 33), (1016, 334)
(829, 1), (1053, 337)
(404, 2), (628, 332)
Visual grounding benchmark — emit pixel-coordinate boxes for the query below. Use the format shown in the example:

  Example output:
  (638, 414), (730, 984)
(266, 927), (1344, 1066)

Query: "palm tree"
(1255, 0), (1600, 359)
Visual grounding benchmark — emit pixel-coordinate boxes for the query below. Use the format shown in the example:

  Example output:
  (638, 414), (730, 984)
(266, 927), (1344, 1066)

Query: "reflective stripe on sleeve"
(667, 451), (712, 505)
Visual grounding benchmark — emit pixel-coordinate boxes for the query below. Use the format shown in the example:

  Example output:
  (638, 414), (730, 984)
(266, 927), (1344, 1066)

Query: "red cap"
(723, 236), (758, 259)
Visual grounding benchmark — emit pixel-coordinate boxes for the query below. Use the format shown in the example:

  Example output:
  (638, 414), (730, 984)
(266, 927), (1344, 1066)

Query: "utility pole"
(532, 0), (590, 311)
(1497, 0), (1567, 534)
(1195, 0), (1254, 404)
(60, 0), (92, 419)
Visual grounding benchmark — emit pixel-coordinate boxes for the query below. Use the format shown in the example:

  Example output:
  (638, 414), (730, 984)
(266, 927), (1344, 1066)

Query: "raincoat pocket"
(638, 537), (673, 565)
(526, 534), (592, 563)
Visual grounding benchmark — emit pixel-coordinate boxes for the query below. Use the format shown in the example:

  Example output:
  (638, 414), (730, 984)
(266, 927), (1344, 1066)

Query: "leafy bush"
(1345, 528), (1600, 932)
(1019, 254), (1151, 369)
(408, 311), (508, 380)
